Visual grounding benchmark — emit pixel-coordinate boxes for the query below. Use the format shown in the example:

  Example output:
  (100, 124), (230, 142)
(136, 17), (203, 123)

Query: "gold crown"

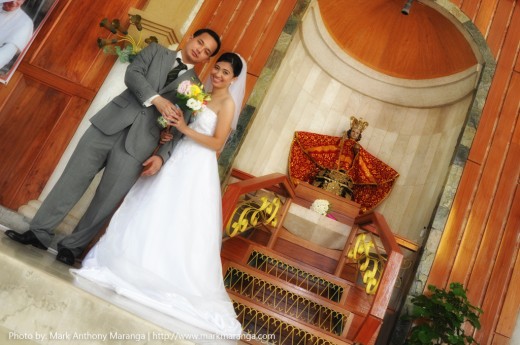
(350, 116), (369, 133)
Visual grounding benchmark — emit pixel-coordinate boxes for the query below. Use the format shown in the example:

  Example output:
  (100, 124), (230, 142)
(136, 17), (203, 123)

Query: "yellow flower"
(190, 84), (202, 97)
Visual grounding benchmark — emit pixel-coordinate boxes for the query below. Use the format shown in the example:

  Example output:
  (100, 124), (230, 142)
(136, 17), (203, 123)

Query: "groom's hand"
(141, 155), (163, 176)
(160, 129), (174, 144)
(151, 96), (177, 118)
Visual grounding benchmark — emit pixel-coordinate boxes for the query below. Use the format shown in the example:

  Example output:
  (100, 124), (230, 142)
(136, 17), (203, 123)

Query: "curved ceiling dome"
(317, 0), (478, 79)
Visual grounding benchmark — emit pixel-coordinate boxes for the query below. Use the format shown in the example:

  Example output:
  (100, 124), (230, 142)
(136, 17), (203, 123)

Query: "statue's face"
(350, 127), (361, 140)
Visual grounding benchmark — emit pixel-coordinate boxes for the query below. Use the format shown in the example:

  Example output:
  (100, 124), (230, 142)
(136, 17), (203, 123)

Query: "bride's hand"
(170, 111), (188, 132)
(162, 106), (180, 125)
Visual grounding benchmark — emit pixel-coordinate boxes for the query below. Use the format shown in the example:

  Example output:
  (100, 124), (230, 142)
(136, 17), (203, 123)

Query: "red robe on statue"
(288, 131), (399, 214)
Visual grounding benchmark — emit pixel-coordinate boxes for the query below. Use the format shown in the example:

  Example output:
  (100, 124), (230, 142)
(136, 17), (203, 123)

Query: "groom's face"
(182, 33), (218, 65)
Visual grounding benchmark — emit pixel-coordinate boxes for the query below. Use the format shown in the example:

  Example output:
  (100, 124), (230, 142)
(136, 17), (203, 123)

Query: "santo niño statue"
(288, 116), (399, 214)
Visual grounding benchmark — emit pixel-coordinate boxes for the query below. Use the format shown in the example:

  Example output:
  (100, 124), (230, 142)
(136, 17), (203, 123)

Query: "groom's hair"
(193, 28), (221, 57)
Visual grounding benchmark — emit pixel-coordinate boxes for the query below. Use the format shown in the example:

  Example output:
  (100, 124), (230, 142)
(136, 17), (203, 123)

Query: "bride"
(72, 52), (246, 338)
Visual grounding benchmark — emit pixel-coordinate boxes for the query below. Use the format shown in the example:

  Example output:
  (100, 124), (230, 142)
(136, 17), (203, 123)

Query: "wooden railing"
(348, 212), (403, 345)
(221, 169), (403, 344)
(222, 171), (295, 233)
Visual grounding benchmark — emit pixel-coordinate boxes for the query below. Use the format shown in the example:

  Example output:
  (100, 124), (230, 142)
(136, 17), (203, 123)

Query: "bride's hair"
(204, 52), (247, 130)
(217, 52), (243, 77)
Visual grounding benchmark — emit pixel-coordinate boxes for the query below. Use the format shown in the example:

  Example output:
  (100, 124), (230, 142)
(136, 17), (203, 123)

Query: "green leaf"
(406, 282), (482, 345)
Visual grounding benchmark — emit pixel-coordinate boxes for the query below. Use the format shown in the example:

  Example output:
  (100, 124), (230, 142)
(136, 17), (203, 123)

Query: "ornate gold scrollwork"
(347, 233), (385, 295)
(226, 196), (281, 237)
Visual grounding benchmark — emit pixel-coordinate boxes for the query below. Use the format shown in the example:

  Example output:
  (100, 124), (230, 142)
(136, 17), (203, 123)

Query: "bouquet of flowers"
(310, 199), (337, 220)
(310, 199), (331, 216)
(157, 80), (211, 128)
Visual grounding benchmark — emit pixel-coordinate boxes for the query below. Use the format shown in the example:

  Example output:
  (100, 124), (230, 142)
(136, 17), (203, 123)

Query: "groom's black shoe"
(56, 248), (75, 266)
(4, 230), (48, 250)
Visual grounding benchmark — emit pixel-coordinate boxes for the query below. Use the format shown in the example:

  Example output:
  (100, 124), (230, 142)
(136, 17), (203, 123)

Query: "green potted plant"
(97, 15), (158, 63)
(406, 282), (483, 345)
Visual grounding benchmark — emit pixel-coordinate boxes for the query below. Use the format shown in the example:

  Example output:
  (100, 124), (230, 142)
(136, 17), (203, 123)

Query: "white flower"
(310, 199), (330, 216)
(186, 98), (203, 111)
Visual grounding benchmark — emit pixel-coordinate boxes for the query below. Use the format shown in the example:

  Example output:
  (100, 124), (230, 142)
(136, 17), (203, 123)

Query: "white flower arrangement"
(310, 199), (331, 216)
(186, 98), (203, 111)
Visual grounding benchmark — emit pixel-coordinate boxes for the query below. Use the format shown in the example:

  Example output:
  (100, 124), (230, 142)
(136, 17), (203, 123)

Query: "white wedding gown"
(72, 108), (242, 337)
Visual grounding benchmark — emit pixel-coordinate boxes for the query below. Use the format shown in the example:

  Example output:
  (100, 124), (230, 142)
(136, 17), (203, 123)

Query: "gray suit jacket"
(90, 42), (198, 163)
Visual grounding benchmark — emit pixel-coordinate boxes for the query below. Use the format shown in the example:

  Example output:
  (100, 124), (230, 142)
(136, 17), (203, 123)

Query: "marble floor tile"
(0, 225), (246, 345)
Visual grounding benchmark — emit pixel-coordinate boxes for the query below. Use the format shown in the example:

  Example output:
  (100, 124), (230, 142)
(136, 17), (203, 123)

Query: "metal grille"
(225, 267), (349, 336)
(233, 300), (344, 345)
(247, 250), (344, 302)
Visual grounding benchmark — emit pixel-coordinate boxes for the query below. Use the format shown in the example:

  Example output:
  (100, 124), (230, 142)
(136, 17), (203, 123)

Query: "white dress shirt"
(143, 50), (194, 106)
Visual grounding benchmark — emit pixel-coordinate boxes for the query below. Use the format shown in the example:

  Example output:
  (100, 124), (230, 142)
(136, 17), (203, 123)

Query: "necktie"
(164, 58), (187, 87)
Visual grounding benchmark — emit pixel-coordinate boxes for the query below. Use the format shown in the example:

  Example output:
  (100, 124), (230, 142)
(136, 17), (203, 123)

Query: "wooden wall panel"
(491, 333), (512, 345)
(0, 78), (74, 205)
(474, 0), (500, 37)
(462, 73), (520, 305)
(10, 97), (90, 207)
(452, 0), (464, 9)
(26, 1), (138, 86)
(427, 1), (520, 344)
(476, 187), (520, 343)
(469, 5), (520, 164)
(516, 43), (520, 72)
(495, 243), (520, 337)
(496, 6), (520, 73)
(182, 0), (297, 108)
(461, 0), (483, 21)
(244, 2), (296, 76)
(425, 161), (481, 288)
(217, 0), (262, 57)
(185, 0), (297, 77)
(468, 75), (520, 341)
(448, 165), (496, 286)
(0, 0), (148, 209)
(485, 0), (515, 58)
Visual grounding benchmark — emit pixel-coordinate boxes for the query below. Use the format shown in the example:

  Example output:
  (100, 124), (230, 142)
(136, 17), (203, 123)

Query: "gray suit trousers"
(31, 125), (144, 256)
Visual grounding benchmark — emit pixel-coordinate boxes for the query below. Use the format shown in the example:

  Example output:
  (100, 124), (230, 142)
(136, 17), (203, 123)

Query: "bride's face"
(210, 61), (236, 89)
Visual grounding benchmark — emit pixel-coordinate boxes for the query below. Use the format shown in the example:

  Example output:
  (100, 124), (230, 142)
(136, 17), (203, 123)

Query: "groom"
(5, 28), (221, 266)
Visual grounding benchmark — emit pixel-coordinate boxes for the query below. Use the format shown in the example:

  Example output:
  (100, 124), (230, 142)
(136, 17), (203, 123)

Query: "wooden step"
(223, 263), (356, 338)
(222, 237), (373, 314)
(222, 236), (353, 294)
(238, 228), (380, 314)
(221, 236), (375, 340)
(243, 245), (384, 340)
(229, 293), (354, 345)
